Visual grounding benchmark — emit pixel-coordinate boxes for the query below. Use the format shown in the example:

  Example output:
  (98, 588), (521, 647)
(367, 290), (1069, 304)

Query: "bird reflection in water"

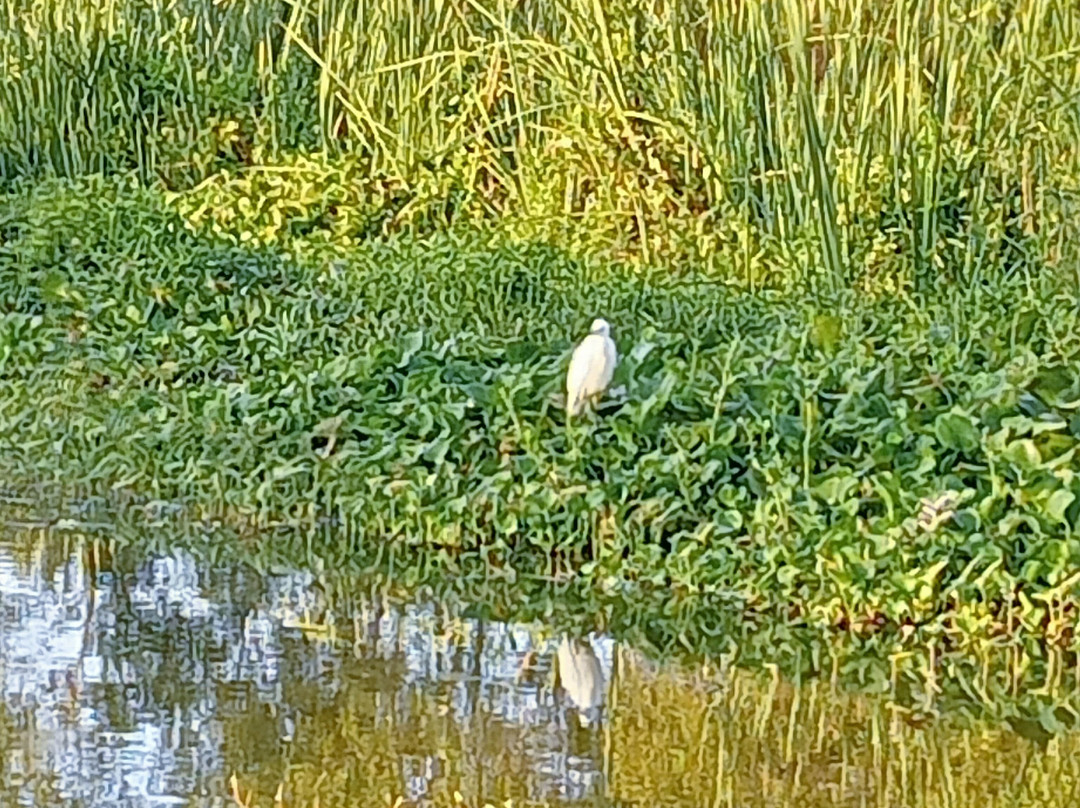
(556, 635), (606, 727)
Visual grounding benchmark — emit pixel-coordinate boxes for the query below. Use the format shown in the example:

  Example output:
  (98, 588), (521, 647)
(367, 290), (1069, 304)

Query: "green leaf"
(714, 421), (737, 444)
(813, 473), (858, 505)
(41, 268), (68, 301)
(810, 313), (842, 353)
(714, 509), (743, 534)
(1037, 705), (1066, 735)
(1001, 414), (1067, 436)
(934, 411), (980, 452)
(1043, 489), (1075, 524)
(399, 329), (424, 366)
(630, 340), (658, 362)
(1003, 439), (1042, 468)
(776, 564), (800, 585)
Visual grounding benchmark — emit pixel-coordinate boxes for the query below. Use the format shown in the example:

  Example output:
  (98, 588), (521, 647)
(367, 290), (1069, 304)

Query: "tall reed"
(1, 0), (1077, 285)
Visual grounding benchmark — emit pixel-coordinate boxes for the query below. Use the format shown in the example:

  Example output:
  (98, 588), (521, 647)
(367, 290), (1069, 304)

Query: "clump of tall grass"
(2, 0), (1078, 287)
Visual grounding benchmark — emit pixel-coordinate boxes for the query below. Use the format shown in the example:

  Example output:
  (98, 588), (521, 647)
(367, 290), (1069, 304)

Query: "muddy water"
(1, 525), (1078, 808)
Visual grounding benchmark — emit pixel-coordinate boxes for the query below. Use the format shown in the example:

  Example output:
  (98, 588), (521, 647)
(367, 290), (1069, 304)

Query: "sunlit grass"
(1, 0), (1078, 283)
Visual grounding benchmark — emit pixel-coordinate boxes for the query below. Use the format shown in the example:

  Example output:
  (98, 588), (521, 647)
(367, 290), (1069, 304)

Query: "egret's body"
(566, 318), (617, 417)
(556, 636), (605, 726)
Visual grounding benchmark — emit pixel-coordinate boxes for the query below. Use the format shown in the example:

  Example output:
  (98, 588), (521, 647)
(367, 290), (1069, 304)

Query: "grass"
(1, 0), (1078, 286)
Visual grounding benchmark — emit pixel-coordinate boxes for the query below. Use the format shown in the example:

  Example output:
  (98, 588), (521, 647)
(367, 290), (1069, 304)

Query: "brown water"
(2, 526), (1079, 808)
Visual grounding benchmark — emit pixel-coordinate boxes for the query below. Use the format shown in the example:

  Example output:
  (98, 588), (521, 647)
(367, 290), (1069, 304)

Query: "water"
(1, 525), (1078, 808)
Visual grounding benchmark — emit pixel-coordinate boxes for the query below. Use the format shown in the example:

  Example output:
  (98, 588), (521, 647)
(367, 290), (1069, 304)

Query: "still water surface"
(1, 524), (1079, 808)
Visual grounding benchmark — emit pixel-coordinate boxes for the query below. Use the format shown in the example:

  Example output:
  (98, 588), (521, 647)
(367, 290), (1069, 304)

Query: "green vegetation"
(4, 178), (1080, 655)
(1, 0), (1078, 287)
(6, 4), (1080, 803)
(3, 1), (1080, 655)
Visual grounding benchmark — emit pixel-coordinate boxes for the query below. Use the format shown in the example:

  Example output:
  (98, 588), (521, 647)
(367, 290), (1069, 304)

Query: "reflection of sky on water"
(0, 534), (613, 806)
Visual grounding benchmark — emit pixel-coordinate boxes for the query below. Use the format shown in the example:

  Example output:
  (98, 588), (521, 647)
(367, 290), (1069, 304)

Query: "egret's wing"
(566, 335), (611, 414)
(605, 336), (618, 375)
(600, 336), (617, 388)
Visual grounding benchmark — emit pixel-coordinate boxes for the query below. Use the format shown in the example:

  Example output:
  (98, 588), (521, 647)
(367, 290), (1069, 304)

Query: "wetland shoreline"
(4, 181), (1080, 652)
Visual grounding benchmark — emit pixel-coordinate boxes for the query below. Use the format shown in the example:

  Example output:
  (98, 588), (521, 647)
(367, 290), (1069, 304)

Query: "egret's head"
(589, 318), (611, 337)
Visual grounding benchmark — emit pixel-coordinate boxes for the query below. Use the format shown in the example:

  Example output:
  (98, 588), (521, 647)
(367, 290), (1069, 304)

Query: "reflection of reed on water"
(5, 524), (1079, 808)
(0, 529), (614, 806)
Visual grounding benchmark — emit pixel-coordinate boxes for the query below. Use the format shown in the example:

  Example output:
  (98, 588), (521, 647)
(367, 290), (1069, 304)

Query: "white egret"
(556, 636), (605, 726)
(565, 318), (617, 418)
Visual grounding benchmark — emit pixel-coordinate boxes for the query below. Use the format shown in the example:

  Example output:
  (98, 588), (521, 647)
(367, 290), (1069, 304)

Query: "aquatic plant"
(3, 179), (1080, 647)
